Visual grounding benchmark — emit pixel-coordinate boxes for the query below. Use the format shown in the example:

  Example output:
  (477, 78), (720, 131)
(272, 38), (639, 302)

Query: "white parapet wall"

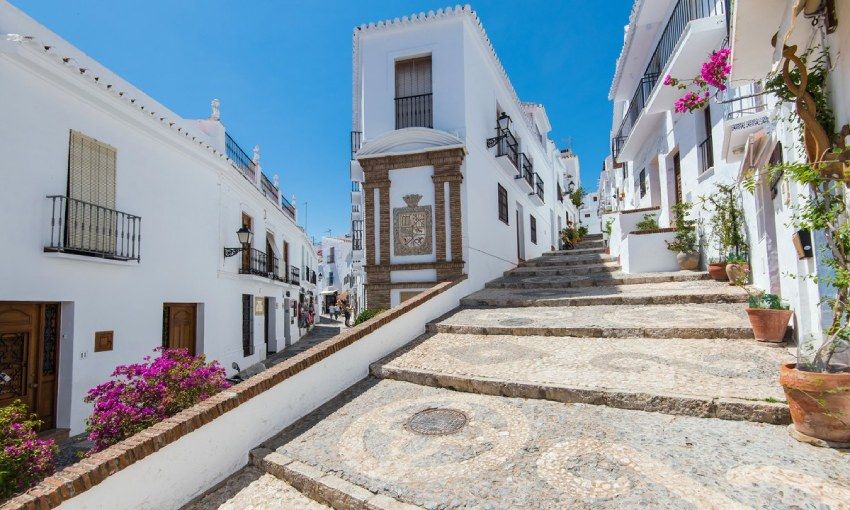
(609, 207), (660, 259)
(47, 279), (473, 510)
(620, 230), (680, 274)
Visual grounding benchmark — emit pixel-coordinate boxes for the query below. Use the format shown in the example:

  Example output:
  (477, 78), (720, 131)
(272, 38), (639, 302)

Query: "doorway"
(515, 202), (525, 262)
(264, 297), (276, 354)
(162, 303), (197, 356)
(0, 302), (60, 430)
(672, 151), (682, 205)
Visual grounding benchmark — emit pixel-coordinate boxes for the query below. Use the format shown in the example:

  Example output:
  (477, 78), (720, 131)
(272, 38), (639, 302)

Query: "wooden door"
(241, 213), (253, 272)
(163, 304), (196, 356)
(673, 152), (682, 205)
(264, 297), (271, 352)
(515, 209), (523, 262)
(0, 303), (60, 430)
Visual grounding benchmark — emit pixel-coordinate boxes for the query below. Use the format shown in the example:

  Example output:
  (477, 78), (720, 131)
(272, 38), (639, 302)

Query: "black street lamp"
(567, 181), (576, 194)
(486, 112), (513, 148)
(223, 225), (254, 258)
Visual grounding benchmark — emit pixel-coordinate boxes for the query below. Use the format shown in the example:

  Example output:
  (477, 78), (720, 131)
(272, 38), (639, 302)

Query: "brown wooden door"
(241, 213), (253, 272)
(0, 303), (60, 430)
(673, 152), (682, 205)
(163, 304), (196, 356)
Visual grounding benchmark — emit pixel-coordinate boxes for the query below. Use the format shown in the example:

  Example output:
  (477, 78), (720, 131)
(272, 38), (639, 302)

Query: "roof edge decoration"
(609, 0), (645, 100)
(356, 127), (465, 159)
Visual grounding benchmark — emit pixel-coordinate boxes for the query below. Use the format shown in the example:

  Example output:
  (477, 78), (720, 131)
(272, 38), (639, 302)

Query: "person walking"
(343, 305), (352, 327)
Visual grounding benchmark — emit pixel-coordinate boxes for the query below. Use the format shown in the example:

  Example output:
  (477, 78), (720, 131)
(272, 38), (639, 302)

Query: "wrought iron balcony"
(260, 173), (278, 202)
(225, 132), (256, 180)
(45, 195), (141, 262)
(395, 93), (433, 129)
(281, 195), (296, 220)
(531, 173), (544, 204)
(613, 0), (726, 155)
(495, 129), (519, 169)
(351, 181), (361, 192)
(290, 266), (301, 285)
(517, 153), (534, 189)
(351, 131), (362, 160)
(722, 83), (767, 120)
(698, 136), (715, 175)
(240, 247), (282, 280)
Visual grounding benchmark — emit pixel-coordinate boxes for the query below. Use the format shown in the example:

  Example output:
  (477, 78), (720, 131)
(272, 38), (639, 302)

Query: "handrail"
(45, 195), (141, 262)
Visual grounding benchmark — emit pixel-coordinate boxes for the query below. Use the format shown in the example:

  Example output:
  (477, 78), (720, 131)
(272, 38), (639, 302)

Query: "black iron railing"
(611, 134), (628, 161)
(281, 195), (296, 219)
(351, 131), (362, 159)
(290, 266), (301, 285)
(240, 248), (280, 280)
(45, 195), (141, 262)
(225, 132), (256, 179)
(352, 220), (363, 251)
(395, 93), (433, 129)
(495, 129), (519, 169)
(517, 153), (534, 188)
(722, 83), (767, 120)
(532, 174), (544, 202)
(698, 136), (714, 174)
(351, 181), (361, 192)
(613, 0), (725, 150)
(260, 173), (278, 201)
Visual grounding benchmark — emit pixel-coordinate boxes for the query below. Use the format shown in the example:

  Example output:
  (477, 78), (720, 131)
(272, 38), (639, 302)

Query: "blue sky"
(13, 0), (631, 241)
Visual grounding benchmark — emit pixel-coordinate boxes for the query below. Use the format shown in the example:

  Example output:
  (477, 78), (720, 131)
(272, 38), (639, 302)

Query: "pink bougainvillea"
(84, 348), (230, 452)
(665, 48), (731, 113)
(0, 401), (57, 498)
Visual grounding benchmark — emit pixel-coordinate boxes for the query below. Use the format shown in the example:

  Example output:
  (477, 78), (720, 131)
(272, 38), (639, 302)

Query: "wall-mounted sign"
(94, 331), (114, 352)
(254, 297), (265, 316)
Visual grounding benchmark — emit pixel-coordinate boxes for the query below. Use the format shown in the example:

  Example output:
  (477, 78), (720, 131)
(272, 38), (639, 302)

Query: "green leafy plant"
(569, 186), (587, 208)
(602, 219), (614, 236)
(354, 308), (384, 326)
(0, 401), (57, 498)
(665, 202), (697, 253)
(560, 221), (585, 249)
(635, 214), (659, 231)
(700, 182), (746, 260)
(747, 292), (790, 310)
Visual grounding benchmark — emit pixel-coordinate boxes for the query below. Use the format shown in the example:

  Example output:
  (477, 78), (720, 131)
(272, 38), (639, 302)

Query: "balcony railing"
(518, 153), (534, 188)
(395, 93), (433, 129)
(350, 131), (362, 160)
(698, 136), (714, 175)
(240, 247), (281, 280)
(225, 132), (256, 180)
(281, 195), (296, 219)
(45, 195), (141, 262)
(260, 173), (278, 202)
(351, 181), (361, 192)
(290, 266), (301, 285)
(495, 129), (519, 169)
(532, 174), (544, 202)
(611, 134), (628, 161)
(722, 83), (767, 120)
(613, 0), (726, 152)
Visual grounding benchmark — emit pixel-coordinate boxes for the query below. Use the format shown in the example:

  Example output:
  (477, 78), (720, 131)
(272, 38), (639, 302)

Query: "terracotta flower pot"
(780, 363), (850, 443)
(676, 252), (699, 270)
(707, 263), (729, 281)
(746, 308), (792, 342)
(725, 262), (749, 285)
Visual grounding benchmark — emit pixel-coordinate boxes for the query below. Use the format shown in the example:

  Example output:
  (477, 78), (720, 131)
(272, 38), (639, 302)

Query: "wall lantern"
(223, 225), (254, 258)
(486, 112), (513, 148)
(318, 272), (323, 281)
(792, 229), (814, 259)
(567, 181), (576, 193)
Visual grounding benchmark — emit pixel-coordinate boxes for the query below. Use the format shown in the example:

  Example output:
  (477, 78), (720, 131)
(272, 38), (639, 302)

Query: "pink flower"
(663, 74), (674, 86)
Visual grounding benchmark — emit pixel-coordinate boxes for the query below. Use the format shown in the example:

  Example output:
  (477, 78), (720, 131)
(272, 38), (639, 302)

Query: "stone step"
(543, 246), (605, 256)
(250, 448), (422, 510)
(507, 261), (621, 277)
(428, 303), (755, 339)
(551, 239), (605, 251)
(372, 333), (791, 424)
(181, 466), (331, 510)
(260, 379), (849, 509)
(461, 281), (749, 307)
(522, 253), (616, 267)
(486, 270), (711, 289)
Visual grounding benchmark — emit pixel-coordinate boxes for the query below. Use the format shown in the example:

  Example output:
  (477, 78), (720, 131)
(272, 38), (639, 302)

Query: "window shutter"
(67, 130), (117, 253)
(395, 56), (431, 97)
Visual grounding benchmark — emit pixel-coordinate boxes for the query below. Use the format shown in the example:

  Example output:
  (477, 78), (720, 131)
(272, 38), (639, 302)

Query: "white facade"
(579, 192), (602, 234)
(317, 235), (358, 311)
(349, 6), (579, 308)
(605, 0), (847, 342)
(0, 3), (318, 434)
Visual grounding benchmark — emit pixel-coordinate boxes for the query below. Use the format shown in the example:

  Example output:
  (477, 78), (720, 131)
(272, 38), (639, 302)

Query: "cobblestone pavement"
(181, 467), (329, 510)
(488, 270), (710, 289)
(266, 379), (850, 509)
(372, 333), (792, 418)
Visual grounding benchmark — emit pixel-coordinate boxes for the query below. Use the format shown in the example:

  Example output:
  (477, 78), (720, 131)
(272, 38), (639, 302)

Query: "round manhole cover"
(405, 408), (468, 436)
(499, 317), (534, 326)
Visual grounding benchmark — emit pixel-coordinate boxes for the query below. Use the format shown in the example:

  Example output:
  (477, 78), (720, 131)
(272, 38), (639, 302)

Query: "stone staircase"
(188, 236), (850, 509)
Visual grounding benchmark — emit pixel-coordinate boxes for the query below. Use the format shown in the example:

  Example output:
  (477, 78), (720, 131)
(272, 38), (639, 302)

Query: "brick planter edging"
(1, 278), (466, 510)
(629, 227), (677, 235)
(618, 206), (660, 215)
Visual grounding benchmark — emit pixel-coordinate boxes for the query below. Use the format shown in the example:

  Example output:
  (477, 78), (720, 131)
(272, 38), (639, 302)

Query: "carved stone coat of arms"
(393, 194), (433, 256)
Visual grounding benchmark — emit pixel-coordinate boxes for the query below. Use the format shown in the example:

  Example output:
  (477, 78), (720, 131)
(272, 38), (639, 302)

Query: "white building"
(0, 3), (318, 435)
(604, 0), (848, 342)
(579, 192), (602, 235)
(316, 235), (357, 312)
(349, 6), (579, 309)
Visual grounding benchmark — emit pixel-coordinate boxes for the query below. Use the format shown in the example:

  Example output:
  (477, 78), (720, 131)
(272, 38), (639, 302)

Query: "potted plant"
(602, 219), (614, 254)
(725, 252), (750, 285)
(764, 45), (850, 445)
(665, 202), (699, 270)
(745, 291), (792, 343)
(707, 257), (729, 281)
(701, 182), (747, 281)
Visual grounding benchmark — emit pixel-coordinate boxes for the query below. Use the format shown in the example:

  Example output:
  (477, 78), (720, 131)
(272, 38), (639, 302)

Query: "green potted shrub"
(665, 202), (699, 270)
(745, 291), (793, 343)
(635, 213), (658, 232)
(701, 182), (746, 282)
(602, 219), (614, 253)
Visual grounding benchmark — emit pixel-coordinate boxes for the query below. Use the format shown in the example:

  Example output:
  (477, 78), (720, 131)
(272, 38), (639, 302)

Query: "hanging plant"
(664, 48), (731, 113)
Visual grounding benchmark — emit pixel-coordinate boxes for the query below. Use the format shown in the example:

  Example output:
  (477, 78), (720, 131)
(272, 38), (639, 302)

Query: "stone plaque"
(393, 194), (432, 256)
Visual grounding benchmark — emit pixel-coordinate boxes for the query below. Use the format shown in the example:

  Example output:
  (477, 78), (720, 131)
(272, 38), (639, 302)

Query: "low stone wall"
(620, 229), (680, 274)
(3, 278), (470, 510)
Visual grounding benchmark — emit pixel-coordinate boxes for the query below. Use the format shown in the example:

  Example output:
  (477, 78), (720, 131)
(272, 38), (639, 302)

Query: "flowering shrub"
(84, 348), (230, 452)
(0, 401), (57, 498)
(664, 47), (731, 113)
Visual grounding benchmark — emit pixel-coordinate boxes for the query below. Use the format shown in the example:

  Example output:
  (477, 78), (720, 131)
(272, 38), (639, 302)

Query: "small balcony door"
(163, 303), (197, 356)
(395, 56), (433, 129)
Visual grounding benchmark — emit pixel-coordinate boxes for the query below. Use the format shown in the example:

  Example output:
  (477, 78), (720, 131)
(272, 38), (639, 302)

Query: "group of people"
(326, 302), (353, 327)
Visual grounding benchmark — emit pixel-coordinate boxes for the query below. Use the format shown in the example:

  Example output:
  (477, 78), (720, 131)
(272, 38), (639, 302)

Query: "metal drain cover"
(405, 408), (468, 436)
